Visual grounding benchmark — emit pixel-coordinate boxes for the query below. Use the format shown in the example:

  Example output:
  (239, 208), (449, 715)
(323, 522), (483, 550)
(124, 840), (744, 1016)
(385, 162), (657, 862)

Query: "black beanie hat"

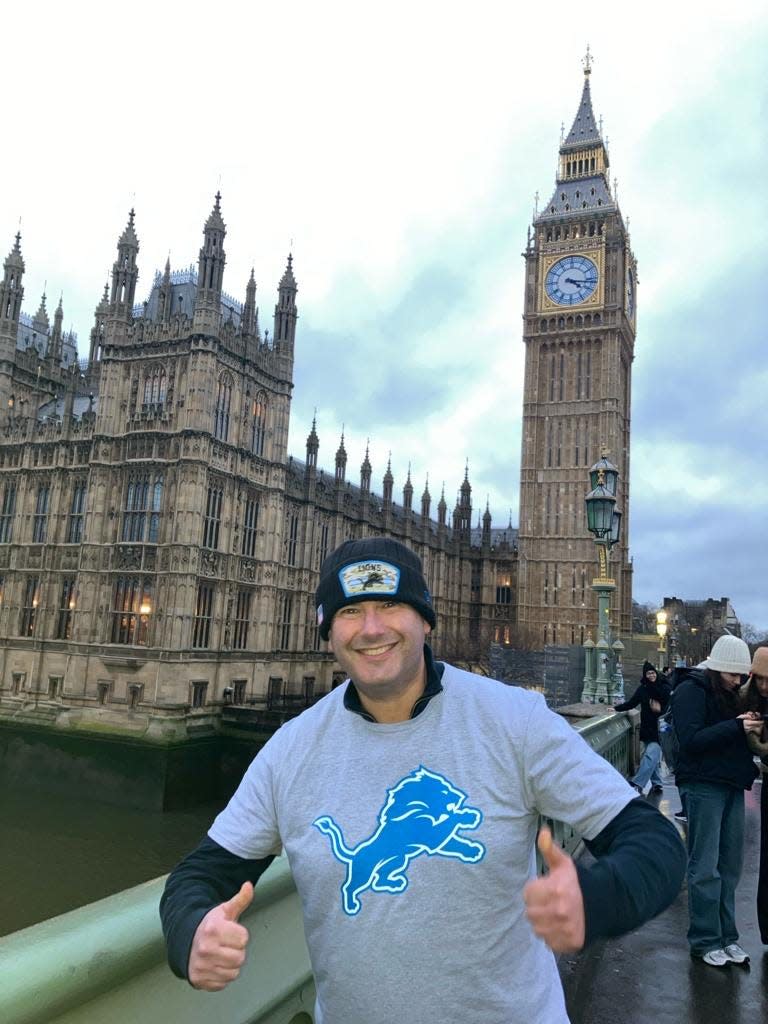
(315, 537), (436, 641)
(642, 661), (657, 677)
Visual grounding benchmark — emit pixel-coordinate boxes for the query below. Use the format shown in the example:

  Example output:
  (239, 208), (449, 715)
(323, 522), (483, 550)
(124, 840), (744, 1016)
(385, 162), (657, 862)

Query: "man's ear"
(327, 632), (334, 654)
(422, 620), (431, 638)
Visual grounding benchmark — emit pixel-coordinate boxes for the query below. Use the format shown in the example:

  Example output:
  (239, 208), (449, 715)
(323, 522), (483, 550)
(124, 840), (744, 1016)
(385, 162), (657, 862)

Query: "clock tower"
(516, 53), (635, 647)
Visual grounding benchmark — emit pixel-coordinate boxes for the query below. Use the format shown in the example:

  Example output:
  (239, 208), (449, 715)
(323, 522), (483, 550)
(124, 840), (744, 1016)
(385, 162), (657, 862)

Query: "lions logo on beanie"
(315, 537), (436, 641)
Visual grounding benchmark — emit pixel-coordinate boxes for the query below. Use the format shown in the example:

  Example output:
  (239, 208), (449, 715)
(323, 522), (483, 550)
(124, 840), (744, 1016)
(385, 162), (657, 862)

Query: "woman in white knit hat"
(740, 647), (768, 944)
(671, 634), (763, 966)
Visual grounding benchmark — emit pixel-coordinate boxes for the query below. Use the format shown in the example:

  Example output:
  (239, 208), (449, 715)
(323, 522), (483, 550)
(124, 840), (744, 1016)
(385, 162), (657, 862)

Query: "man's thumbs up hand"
(523, 827), (586, 953)
(221, 881), (254, 921)
(189, 881), (254, 991)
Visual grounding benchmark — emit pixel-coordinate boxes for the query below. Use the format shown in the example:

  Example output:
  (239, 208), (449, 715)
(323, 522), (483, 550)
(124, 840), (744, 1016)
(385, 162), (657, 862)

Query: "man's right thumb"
(221, 881), (254, 921)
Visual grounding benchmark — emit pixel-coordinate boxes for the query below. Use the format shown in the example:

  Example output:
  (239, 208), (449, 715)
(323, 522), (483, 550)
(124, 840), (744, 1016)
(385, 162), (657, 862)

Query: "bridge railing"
(0, 711), (631, 1024)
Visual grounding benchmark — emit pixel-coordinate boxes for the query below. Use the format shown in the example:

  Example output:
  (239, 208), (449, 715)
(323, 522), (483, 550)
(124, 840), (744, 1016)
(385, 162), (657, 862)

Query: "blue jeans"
(679, 781), (745, 955)
(632, 741), (663, 790)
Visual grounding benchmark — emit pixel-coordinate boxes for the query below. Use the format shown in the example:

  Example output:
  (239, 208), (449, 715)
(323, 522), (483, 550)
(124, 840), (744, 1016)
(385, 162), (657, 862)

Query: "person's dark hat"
(315, 537), (436, 641)
(642, 661), (657, 677)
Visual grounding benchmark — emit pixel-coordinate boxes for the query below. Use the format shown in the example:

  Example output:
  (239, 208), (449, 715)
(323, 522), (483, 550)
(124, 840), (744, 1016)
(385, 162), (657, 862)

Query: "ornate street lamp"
(581, 450), (625, 704)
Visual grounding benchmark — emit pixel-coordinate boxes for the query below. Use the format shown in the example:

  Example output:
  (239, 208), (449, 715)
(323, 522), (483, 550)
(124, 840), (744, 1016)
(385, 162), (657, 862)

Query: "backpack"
(658, 699), (679, 774)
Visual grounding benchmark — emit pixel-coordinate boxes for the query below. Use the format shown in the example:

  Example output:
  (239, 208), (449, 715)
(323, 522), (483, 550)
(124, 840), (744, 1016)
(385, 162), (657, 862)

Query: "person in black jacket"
(739, 647), (768, 945)
(672, 635), (762, 968)
(613, 662), (671, 795)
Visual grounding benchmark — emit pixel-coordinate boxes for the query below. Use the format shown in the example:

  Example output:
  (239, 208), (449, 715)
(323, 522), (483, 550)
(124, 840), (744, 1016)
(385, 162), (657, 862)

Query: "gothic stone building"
(0, 63), (631, 736)
(0, 197), (517, 737)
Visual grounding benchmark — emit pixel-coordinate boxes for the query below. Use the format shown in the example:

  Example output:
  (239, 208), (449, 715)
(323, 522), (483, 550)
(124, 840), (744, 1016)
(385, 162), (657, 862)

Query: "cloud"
(2, 2), (767, 628)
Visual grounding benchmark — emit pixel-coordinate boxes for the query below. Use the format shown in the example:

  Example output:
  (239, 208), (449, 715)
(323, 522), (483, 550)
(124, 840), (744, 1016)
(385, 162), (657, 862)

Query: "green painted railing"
(0, 711), (630, 1024)
(0, 857), (315, 1024)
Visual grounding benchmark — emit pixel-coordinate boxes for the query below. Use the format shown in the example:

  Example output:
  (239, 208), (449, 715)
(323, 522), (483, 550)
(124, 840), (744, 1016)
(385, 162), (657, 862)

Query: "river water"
(0, 787), (226, 938)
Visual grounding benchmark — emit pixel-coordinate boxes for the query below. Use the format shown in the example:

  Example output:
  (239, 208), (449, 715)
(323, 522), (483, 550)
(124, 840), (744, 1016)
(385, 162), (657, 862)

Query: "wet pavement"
(559, 774), (768, 1023)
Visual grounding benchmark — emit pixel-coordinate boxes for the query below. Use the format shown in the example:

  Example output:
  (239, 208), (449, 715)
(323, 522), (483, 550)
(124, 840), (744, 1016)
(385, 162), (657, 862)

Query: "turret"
(421, 477), (431, 520)
(455, 464), (472, 541)
(32, 291), (49, 339)
(482, 500), (492, 549)
(88, 282), (109, 367)
(403, 465), (413, 512)
(305, 414), (319, 471)
(109, 209), (139, 323)
(0, 232), (24, 362)
(437, 484), (447, 529)
(382, 456), (394, 508)
(334, 430), (347, 485)
(158, 256), (172, 323)
(242, 268), (257, 336)
(49, 296), (64, 363)
(194, 192), (226, 330)
(273, 253), (297, 355)
(360, 443), (372, 494)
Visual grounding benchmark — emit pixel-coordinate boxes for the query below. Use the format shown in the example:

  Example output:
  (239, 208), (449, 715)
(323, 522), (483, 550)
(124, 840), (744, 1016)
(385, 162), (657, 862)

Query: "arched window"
(122, 474), (164, 542)
(143, 367), (167, 407)
(251, 392), (268, 456)
(214, 375), (232, 441)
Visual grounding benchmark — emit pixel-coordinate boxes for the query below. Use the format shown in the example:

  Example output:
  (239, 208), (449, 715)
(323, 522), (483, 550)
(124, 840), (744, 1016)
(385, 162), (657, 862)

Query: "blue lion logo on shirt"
(313, 766), (485, 916)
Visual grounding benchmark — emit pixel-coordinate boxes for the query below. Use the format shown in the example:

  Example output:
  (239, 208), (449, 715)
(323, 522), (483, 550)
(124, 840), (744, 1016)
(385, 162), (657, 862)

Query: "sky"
(2, 1), (767, 630)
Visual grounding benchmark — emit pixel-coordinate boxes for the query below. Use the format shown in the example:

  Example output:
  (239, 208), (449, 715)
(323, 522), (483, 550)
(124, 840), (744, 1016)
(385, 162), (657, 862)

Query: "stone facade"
(0, 197), (518, 735)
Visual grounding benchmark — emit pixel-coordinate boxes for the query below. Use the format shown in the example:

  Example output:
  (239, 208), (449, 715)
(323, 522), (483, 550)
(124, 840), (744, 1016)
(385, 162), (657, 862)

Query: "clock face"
(544, 255), (599, 306)
(626, 268), (635, 317)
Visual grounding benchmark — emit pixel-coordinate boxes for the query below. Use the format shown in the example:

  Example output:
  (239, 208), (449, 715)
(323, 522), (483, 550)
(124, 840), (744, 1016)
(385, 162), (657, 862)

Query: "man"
(161, 537), (686, 1023)
(612, 662), (671, 795)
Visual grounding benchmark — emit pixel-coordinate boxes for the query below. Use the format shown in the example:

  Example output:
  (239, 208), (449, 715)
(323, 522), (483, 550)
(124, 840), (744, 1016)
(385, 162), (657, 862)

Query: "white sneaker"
(724, 943), (750, 965)
(701, 949), (729, 967)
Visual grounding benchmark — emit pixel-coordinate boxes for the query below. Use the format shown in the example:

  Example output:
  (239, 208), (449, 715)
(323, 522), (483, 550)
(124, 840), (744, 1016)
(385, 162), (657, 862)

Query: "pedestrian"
(660, 664), (690, 822)
(613, 661), (671, 795)
(672, 634), (763, 967)
(160, 538), (686, 1024)
(739, 646), (768, 944)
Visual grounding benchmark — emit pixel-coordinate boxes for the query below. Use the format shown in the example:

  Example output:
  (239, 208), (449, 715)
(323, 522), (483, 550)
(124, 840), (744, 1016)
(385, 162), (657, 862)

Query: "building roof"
(562, 74), (601, 149)
(539, 175), (615, 220)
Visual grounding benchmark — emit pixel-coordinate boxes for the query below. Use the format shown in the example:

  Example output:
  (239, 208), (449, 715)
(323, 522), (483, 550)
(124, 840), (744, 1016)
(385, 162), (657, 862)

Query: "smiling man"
(160, 537), (685, 1024)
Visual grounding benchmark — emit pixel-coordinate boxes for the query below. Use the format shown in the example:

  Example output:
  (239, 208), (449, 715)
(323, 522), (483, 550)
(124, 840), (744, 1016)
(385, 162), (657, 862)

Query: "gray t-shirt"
(209, 664), (634, 1024)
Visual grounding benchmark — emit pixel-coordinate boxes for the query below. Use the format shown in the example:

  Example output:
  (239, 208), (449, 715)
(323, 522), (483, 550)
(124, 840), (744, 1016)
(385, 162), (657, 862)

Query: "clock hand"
(564, 277), (584, 286)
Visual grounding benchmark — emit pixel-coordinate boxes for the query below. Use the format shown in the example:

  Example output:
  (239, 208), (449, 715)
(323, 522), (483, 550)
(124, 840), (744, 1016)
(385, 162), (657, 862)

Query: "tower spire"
(335, 428), (347, 484)
(50, 295), (64, 362)
(0, 231), (25, 363)
(109, 209), (140, 323)
(194, 192), (227, 329)
(273, 253), (298, 357)
(563, 52), (600, 148)
(305, 412), (319, 470)
(539, 54), (614, 216)
(360, 440), (372, 494)
(403, 463), (414, 511)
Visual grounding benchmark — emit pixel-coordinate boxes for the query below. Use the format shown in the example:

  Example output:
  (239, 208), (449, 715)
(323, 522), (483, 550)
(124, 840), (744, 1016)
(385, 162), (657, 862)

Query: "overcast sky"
(3, 2), (767, 629)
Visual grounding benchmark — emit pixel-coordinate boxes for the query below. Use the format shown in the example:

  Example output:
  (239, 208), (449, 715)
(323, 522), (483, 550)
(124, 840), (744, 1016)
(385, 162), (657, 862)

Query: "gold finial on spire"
(583, 44), (592, 76)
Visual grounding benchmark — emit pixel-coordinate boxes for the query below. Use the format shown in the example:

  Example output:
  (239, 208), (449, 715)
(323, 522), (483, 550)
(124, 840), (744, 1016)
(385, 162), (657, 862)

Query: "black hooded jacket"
(614, 664), (671, 744)
(672, 667), (758, 790)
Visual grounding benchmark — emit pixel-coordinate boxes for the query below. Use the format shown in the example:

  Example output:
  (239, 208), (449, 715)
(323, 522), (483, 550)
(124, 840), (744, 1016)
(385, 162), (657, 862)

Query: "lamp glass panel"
(586, 494), (615, 536)
(610, 509), (622, 546)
